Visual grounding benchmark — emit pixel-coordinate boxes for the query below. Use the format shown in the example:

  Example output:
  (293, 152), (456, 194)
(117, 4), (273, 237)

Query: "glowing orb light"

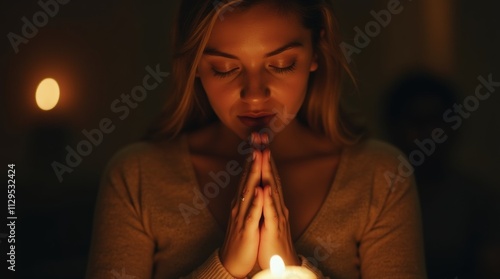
(35, 78), (60, 111)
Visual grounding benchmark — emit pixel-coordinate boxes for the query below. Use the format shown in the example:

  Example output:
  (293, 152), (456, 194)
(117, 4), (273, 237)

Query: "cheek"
(207, 95), (235, 114)
(201, 79), (239, 117)
(276, 72), (310, 108)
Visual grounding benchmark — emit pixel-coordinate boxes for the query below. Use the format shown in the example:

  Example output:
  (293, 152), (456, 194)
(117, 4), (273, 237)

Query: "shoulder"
(336, 140), (420, 233)
(103, 135), (188, 178)
(343, 138), (407, 172)
(338, 138), (414, 193)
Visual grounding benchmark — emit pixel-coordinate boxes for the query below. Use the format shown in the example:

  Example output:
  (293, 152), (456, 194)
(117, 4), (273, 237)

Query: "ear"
(309, 29), (325, 72)
(310, 53), (319, 72)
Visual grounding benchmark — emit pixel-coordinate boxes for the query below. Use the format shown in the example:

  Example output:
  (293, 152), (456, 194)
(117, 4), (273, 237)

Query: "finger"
(261, 149), (285, 217)
(261, 132), (270, 146)
(268, 150), (286, 207)
(258, 132), (270, 151)
(245, 187), (263, 229)
(233, 151), (253, 206)
(237, 149), (262, 218)
(234, 140), (260, 205)
(262, 185), (279, 232)
(250, 132), (263, 150)
(260, 149), (274, 188)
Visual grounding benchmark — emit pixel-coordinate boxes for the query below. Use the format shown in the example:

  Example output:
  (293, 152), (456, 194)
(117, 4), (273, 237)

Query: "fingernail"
(268, 150), (271, 162)
(263, 133), (269, 145)
(252, 150), (256, 161)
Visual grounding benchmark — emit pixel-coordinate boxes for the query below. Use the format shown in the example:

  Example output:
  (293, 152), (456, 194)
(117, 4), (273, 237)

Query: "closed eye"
(211, 68), (239, 78)
(270, 62), (296, 74)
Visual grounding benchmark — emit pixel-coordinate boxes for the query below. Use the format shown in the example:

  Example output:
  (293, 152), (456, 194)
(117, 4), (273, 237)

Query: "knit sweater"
(85, 135), (427, 279)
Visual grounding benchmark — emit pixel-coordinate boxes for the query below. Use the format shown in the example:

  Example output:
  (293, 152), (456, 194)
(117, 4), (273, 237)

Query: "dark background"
(1, 0), (499, 278)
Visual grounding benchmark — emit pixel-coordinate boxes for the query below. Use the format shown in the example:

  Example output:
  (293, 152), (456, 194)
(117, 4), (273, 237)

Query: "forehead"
(207, 3), (311, 52)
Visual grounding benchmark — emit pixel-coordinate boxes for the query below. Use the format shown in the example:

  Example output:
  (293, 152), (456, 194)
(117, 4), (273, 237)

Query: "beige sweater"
(86, 135), (427, 279)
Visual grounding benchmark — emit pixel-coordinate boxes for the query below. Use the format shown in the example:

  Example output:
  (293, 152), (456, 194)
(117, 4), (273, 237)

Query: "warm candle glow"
(253, 254), (315, 278)
(36, 78), (60, 111)
(270, 255), (286, 276)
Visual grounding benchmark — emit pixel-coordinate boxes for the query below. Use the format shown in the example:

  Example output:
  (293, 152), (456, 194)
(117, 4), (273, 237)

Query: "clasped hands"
(220, 132), (300, 278)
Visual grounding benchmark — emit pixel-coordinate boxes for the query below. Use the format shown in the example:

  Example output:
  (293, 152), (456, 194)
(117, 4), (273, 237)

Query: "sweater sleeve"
(181, 249), (244, 279)
(85, 145), (239, 279)
(299, 255), (330, 279)
(85, 147), (155, 278)
(358, 160), (427, 279)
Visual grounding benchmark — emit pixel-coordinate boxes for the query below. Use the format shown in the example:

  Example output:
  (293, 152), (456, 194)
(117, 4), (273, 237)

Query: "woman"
(86, 0), (426, 278)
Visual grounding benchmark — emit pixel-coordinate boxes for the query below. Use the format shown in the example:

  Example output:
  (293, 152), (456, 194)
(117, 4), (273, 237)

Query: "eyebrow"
(203, 41), (304, 59)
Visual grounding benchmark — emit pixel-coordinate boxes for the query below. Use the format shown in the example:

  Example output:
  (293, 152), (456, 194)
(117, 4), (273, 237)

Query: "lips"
(238, 113), (276, 128)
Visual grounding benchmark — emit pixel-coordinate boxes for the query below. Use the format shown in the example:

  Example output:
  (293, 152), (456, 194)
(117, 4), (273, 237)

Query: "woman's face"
(196, 3), (318, 139)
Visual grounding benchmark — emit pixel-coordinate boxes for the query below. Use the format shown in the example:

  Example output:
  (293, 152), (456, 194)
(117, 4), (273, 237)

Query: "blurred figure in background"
(384, 72), (500, 279)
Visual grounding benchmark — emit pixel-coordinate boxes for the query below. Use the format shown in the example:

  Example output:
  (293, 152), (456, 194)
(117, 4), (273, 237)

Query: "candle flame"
(270, 255), (285, 276)
(36, 78), (60, 111)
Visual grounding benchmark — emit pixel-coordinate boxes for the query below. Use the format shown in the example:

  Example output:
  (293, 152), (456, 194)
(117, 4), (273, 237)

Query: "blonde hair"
(148, 0), (363, 145)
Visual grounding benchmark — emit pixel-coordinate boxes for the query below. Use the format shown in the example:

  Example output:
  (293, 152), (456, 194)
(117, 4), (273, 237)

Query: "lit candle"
(252, 255), (316, 279)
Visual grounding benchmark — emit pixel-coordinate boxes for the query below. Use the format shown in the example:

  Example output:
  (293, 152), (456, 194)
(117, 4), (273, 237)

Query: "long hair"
(147, 0), (363, 145)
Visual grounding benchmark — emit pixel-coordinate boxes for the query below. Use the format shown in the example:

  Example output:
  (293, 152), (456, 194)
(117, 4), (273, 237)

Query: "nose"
(240, 70), (270, 104)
